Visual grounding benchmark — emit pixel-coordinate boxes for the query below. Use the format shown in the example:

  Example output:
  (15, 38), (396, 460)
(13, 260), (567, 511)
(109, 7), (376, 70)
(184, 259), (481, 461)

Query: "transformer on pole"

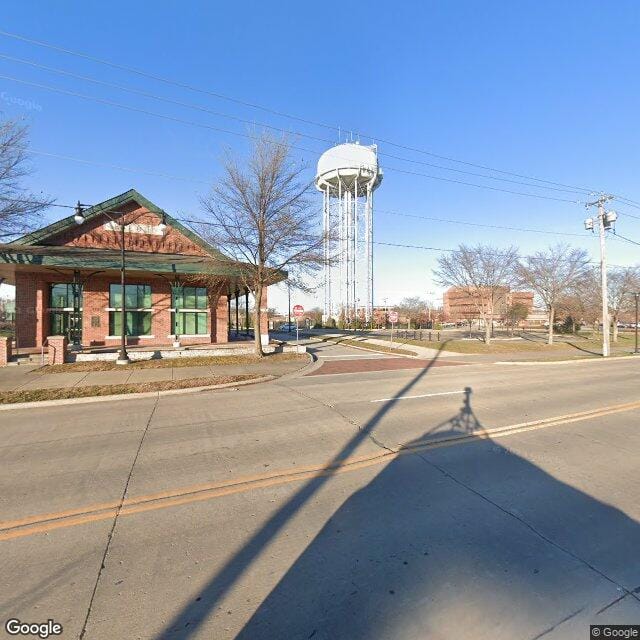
(315, 143), (382, 325)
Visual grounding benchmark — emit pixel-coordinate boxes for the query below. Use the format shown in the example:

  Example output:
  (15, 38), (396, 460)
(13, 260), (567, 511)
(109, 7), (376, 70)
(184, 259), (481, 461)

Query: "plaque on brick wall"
(91, 316), (100, 328)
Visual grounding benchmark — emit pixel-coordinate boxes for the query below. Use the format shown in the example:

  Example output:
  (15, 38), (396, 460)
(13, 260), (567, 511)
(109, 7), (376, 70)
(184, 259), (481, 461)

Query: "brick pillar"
(0, 336), (12, 366)
(214, 294), (228, 344)
(47, 336), (68, 365)
(259, 287), (269, 347)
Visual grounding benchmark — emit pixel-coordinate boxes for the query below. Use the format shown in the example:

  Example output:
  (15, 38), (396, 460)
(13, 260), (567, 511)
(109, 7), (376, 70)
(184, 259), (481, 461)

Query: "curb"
(272, 352), (319, 380)
(0, 375), (275, 412)
(494, 355), (636, 366)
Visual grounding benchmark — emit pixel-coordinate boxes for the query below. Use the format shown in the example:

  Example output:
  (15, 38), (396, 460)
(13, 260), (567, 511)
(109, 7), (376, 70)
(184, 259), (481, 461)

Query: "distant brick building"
(0, 190), (280, 352)
(442, 287), (534, 324)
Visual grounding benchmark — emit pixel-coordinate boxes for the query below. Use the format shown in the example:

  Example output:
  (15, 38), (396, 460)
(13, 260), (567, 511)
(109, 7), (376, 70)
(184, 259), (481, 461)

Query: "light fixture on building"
(74, 201), (86, 225)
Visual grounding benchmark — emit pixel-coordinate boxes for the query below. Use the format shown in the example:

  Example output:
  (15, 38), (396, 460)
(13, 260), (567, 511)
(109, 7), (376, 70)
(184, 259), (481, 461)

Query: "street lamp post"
(75, 202), (166, 365)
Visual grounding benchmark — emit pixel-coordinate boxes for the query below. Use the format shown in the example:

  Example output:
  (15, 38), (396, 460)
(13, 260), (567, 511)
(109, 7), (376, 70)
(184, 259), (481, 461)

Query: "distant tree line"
(434, 243), (640, 345)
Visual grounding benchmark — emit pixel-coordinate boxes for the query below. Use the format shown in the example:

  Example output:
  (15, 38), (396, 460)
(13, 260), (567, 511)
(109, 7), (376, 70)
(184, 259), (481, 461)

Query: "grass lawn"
(398, 333), (636, 355)
(0, 374), (262, 404)
(36, 351), (307, 374)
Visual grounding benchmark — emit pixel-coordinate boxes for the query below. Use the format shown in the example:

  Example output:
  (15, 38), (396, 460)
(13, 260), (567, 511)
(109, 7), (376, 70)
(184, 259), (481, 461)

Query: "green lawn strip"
(36, 352), (306, 374)
(397, 335), (634, 355)
(0, 374), (262, 404)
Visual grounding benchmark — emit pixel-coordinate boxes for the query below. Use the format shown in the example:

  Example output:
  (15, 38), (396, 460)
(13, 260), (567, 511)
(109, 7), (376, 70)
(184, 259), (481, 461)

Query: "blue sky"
(1, 1), (639, 311)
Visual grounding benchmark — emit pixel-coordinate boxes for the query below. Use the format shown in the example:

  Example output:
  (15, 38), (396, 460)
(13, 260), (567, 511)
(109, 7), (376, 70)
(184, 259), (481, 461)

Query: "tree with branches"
(398, 296), (427, 329)
(434, 244), (519, 344)
(0, 118), (52, 239)
(607, 266), (640, 342)
(199, 135), (325, 356)
(517, 244), (591, 345)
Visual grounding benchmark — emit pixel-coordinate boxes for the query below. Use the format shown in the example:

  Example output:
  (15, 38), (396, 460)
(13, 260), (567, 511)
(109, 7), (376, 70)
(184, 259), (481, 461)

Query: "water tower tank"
(316, 143), (383, 194)
(316, 143), (382, 325)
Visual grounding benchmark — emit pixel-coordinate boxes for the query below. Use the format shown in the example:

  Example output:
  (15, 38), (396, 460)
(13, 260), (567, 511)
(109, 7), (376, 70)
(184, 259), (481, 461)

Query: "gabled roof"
(12, 188), (225, 261)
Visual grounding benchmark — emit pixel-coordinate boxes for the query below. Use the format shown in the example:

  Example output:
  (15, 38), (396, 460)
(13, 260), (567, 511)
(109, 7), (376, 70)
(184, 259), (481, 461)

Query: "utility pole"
(634, 292), (639, 355)
(584, 194), (616, 358)
(287, 280), (291, 333)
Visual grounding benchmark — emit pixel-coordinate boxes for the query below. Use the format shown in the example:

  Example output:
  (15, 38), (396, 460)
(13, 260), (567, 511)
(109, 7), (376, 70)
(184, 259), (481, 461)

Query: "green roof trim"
(0, 247), (246, 277)
(12, 189), (226, 261)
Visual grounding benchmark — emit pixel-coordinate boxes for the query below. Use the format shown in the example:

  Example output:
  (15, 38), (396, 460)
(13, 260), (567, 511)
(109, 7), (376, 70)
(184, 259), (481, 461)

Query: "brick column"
(47, 336), (68, 365)
(259, 287), (269, 347)
(214, 294), (228, 344)
(0, 336), (12, 366)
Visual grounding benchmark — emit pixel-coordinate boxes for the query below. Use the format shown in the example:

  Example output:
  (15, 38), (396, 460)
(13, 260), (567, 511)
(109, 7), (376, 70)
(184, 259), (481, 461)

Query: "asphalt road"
(1, 341), (639, 639)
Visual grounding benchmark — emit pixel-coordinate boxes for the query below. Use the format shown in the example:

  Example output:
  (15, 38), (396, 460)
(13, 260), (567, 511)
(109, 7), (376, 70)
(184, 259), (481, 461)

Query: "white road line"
(371, 390), (463, 403)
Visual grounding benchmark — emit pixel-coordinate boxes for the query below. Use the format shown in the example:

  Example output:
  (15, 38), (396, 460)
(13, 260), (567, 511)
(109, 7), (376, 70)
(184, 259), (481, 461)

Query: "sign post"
(293, 304), (304, 349)
(388, 310), (398, 348)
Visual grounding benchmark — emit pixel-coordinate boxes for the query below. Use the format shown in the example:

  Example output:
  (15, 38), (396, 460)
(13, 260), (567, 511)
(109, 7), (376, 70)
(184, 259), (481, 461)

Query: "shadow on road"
(156, 345), (640, 639)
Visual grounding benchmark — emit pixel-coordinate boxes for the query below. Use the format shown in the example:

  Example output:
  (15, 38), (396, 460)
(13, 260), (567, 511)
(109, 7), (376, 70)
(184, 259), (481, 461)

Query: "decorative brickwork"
(49, 203), (208, 257)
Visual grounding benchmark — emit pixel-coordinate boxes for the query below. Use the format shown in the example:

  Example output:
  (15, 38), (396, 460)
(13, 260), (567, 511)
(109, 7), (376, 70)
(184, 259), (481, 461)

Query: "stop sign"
(388, 311), (399, 323)
(292, 304), (304, 318)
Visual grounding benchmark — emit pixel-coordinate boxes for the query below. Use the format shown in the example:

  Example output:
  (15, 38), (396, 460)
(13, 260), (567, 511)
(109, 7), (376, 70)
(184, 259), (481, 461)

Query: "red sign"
(292, 304), (305, 318)
(388, 311), (399, 323)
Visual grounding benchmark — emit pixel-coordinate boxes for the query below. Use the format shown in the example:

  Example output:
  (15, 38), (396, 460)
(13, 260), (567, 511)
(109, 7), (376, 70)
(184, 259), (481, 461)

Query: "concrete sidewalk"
(0, 356), (308, 393)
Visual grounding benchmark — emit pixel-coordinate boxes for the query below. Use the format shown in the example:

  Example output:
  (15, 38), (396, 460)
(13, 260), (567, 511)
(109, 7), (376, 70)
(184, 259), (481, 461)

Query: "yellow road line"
(2, 399), (639, 542)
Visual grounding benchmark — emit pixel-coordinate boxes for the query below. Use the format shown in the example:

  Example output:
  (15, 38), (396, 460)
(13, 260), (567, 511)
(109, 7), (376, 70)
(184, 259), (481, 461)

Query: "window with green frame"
(109, 284), (151, 309)
(50, 283), (82, 309)
(108, 284), (152, 336)
(172, 286), (207, 310)
(171, 286), (208, 335)
(109, 311), (152, 337)
(172, 311), (208, 335)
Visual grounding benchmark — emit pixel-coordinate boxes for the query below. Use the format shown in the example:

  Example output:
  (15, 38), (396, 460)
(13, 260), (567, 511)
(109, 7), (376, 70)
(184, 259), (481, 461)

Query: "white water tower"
(316, 142), (382, 324)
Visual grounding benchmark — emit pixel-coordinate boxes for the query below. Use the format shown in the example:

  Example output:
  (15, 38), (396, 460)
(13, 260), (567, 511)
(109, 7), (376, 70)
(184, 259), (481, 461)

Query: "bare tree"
(0, 119), (52, 239)
(607, 266), (640, 342)
(518, 244), (591, 345)
(504, 301), (529, 336)
(434, 244), (519, 344)
(398, 296), (427, 329)
(199, 135), (325, 356)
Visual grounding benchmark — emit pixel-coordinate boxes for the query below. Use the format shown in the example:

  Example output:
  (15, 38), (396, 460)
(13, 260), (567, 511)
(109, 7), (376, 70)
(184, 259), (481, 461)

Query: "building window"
(50, 283), (81, 309)
(171, 286), (208, 335)
(49, 283), (82, 342)
(108, 284), (152, 336)
(172, 286), (207, 310)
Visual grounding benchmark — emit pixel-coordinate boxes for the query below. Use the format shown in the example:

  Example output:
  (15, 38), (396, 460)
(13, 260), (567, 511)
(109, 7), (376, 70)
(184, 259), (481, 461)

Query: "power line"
(0, 198), (627, 266)
(0, 73), (587, 205)
(27, 149), (210, 184)
(377, 208), (590, 237)
(178, 216), (626, 264)
(0, 30), (338, 133)
(0, 52), (591, 196)
(613, 232), (640, 248)
(0, 196), (593, 241)
(0, 29), (609, 197)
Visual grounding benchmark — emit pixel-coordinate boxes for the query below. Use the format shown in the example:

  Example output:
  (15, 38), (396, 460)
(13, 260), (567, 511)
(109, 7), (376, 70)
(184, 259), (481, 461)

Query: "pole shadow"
(156, 344), (453, 638)
(232, 391), (640, 640)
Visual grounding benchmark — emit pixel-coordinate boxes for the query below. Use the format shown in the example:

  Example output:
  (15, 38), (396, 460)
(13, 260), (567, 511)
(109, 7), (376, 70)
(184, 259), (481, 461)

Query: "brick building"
(0, 189), (277, 353)
(442, 286), (534, 324)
